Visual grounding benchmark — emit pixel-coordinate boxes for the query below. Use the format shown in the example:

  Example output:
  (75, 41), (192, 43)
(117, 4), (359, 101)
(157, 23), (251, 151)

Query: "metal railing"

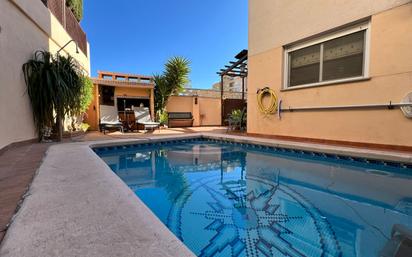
(41, 0), (87, 55)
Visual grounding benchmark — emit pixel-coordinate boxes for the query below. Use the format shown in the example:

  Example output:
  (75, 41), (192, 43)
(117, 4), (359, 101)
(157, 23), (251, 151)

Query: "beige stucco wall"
(199, 98), (221, 126)
(248, 2), (412, 147)
(249, 0), (411, 56)
(167, 96), (194, 113)
(0, 0), (90, 149)
(167, 96), (222, 126)
(115, 87), (151, 98)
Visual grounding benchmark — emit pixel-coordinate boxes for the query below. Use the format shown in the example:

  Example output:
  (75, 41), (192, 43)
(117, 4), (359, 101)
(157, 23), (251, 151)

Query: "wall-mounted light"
(194, 97), (198, 105)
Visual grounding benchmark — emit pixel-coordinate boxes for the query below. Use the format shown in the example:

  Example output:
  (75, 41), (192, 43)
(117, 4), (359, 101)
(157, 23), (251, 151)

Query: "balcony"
(41, 0), (88, 56)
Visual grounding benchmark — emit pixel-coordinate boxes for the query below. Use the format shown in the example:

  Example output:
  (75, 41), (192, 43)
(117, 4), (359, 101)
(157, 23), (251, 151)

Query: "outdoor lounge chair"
(99, 105), (124, 134)
(133, 107), (160, 131)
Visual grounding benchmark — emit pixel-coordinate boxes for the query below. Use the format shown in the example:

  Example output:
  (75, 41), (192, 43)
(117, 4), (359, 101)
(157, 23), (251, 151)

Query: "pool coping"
(0, 133), (411, 257)
(202, 133), (412, 165)
(91, 133), (412, 164)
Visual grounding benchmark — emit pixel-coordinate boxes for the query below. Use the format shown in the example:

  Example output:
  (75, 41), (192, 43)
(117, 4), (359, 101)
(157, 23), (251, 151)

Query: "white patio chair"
(133, 107), (160, 131)
(100, 105), (123, 134)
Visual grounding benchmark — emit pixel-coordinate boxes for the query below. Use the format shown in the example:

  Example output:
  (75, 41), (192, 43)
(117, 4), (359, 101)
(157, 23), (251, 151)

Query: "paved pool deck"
(0, 131), (411, 257)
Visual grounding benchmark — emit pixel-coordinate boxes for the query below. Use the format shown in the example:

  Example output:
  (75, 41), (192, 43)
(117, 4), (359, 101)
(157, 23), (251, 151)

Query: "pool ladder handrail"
(380, 224), (412, 257)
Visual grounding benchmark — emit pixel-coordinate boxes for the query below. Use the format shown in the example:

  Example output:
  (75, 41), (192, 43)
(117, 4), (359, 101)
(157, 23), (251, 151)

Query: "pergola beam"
(225, 65), (248, 70)
(219, 56), (247, 77)
(217, 72), (247, 77)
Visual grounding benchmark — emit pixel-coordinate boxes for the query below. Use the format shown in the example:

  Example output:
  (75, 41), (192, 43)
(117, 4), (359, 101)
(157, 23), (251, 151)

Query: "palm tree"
(154, 57), (190, 121)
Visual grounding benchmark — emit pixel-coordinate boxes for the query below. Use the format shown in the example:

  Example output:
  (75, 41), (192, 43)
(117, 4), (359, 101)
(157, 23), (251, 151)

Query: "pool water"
(95, 138), (412, 257)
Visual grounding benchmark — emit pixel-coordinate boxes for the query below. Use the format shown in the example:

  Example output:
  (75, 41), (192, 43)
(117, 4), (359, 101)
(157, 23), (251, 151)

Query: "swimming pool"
(95, 138), (412, 257)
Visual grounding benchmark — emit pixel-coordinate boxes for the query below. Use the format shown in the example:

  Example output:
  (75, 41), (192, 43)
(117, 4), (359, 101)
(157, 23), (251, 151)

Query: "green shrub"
(159, 111), (168, 125)
(230, 109), (247, 124)
(80, 123), (90, 132)
(66, 0), (83, 21)
(79, 76), (93, 113)
(228, 108), (247, 130)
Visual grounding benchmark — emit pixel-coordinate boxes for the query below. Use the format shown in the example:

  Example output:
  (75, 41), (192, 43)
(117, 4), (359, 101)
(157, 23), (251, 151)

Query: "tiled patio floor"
(0, 143), (50, 242)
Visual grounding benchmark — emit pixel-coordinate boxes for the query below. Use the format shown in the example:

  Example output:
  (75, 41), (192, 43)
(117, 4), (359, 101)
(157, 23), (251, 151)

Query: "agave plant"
(22, 50), (87, 141)
(154, 57), (190, 120)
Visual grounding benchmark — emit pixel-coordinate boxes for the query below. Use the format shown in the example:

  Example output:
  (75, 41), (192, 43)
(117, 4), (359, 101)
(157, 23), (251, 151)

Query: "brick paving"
(0, 143), (50, 242)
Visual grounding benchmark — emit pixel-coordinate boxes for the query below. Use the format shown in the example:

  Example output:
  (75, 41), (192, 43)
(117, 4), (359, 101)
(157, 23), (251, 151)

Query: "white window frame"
(283, 21), (371, 90)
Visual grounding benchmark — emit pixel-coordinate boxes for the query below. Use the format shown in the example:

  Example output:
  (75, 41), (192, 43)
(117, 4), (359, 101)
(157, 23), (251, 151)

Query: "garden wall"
(0, 0), (90, 150)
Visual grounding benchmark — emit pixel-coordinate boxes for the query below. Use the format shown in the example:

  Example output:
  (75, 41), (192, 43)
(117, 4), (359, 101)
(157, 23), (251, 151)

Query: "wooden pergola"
(217, 49), (248, 100)
(217, 50), (248, 125)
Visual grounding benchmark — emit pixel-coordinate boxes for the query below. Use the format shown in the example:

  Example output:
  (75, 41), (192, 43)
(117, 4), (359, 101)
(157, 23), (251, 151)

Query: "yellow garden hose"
(257, 87), (278, 115)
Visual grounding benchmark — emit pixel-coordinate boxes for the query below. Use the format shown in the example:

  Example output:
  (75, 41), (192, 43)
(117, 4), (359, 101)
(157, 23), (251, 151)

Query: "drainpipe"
(241, 76), (245, 101)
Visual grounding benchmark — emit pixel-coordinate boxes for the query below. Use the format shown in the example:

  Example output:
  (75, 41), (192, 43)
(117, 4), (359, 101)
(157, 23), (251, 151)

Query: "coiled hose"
(257, 87), (278, 115)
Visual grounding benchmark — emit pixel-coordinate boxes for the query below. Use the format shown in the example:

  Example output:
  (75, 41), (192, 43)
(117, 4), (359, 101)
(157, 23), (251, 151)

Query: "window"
(284, 21), (370, 89)
(99, 86), (115, 106)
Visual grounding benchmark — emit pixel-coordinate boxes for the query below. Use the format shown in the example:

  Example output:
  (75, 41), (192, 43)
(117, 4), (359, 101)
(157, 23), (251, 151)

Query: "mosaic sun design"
(167, 174), (342, 257)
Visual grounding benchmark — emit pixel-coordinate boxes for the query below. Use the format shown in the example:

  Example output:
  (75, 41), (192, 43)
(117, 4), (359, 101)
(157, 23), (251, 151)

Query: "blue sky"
(81, 0), (248, 89)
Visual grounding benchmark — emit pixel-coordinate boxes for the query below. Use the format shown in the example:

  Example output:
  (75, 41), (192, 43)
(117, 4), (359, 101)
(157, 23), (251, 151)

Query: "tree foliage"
(66, 0), (83, 21)
(79, 76), (93, 113)
(154, 57), (190, 120)
(22, 50), (89, 140)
